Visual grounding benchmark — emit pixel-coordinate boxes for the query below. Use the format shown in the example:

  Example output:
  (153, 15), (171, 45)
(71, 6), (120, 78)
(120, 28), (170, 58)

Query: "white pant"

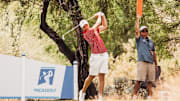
(89, 52), (109, 76)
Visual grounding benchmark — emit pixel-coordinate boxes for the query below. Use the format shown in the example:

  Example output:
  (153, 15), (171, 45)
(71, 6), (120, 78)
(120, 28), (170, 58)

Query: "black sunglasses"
(141, 29), (148, 32)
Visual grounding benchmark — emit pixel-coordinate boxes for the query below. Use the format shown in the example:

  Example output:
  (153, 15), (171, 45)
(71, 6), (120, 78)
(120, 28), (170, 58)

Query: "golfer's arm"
(135, 18), (140, 39)
(99, 15), (107, 32)
(153, 51), (158, 66)
(92, 15), (101, 29)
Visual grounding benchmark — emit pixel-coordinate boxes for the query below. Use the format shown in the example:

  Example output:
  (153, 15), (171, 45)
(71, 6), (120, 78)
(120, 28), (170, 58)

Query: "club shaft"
(62, 16), (94, 40)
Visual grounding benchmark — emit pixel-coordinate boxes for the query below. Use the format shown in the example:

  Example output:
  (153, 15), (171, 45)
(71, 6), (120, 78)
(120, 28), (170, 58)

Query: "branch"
(55, 0), (69, 11)
(40, 0), (75, 64)
(160, 37), (180, 43)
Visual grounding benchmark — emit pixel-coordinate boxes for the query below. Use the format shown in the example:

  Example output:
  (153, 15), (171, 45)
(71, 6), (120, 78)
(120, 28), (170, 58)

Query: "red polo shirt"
(83, 28), (107, 54)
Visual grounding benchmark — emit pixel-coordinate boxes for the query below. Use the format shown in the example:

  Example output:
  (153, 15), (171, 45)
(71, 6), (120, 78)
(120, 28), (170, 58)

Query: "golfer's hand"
(94, 14), (99, 18)
(137, 14), (141, 19)
(98, 12), (104, 16)
(94, 12), (104, 18)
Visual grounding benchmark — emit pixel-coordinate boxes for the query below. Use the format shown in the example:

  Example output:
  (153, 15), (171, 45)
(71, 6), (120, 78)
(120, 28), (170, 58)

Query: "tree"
(0, 0), (179, 98)
(40, 0), (97, 98)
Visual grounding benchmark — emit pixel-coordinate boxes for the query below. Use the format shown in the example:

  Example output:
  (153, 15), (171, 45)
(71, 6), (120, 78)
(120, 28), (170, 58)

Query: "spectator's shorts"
(137, 61), (155, 82)
(89, 52), (109, 76)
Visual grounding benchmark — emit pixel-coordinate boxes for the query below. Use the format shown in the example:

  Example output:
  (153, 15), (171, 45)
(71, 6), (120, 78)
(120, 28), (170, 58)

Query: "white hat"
(79, 20), (89, 28)
(139, 26), (148, 32)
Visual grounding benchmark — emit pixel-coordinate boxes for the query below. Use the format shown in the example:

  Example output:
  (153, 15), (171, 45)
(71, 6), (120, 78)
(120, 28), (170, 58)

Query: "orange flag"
(137, 0), (143, 17)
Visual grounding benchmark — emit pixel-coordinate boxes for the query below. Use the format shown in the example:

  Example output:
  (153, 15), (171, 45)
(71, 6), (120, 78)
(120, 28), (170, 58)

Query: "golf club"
(62, 16), (95, 40)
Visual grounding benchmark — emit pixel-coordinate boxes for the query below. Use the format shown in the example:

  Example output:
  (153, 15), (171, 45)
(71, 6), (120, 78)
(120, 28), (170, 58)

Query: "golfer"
(133, 16), (158, 99)
(78, 12), (109, 101)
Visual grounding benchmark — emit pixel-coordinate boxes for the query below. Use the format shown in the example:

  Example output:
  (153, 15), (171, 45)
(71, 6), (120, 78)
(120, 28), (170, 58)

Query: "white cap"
(79, 20), (89, 28)
(139, 26), (148, 32)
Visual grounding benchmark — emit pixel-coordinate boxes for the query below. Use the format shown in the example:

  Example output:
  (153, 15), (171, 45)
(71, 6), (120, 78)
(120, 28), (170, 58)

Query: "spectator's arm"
(153, 51), (158, 72)
(135, 16), (140, 39)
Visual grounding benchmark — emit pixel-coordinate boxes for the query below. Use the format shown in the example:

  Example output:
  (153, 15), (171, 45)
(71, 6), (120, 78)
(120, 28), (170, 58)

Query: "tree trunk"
(40, 0), (75, 64)
(40, 0), (97, 98)
(65, 0), (98, 98)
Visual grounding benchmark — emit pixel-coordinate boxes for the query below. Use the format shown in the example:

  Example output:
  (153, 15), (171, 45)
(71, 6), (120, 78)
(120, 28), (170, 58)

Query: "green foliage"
(78, 0), (180, 59)
(0, 0), (179, 61)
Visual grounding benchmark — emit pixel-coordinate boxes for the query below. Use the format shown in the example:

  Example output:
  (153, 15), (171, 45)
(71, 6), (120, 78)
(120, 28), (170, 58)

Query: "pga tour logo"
(34, 67), (56, 93)
(38, 67), (55, 86)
